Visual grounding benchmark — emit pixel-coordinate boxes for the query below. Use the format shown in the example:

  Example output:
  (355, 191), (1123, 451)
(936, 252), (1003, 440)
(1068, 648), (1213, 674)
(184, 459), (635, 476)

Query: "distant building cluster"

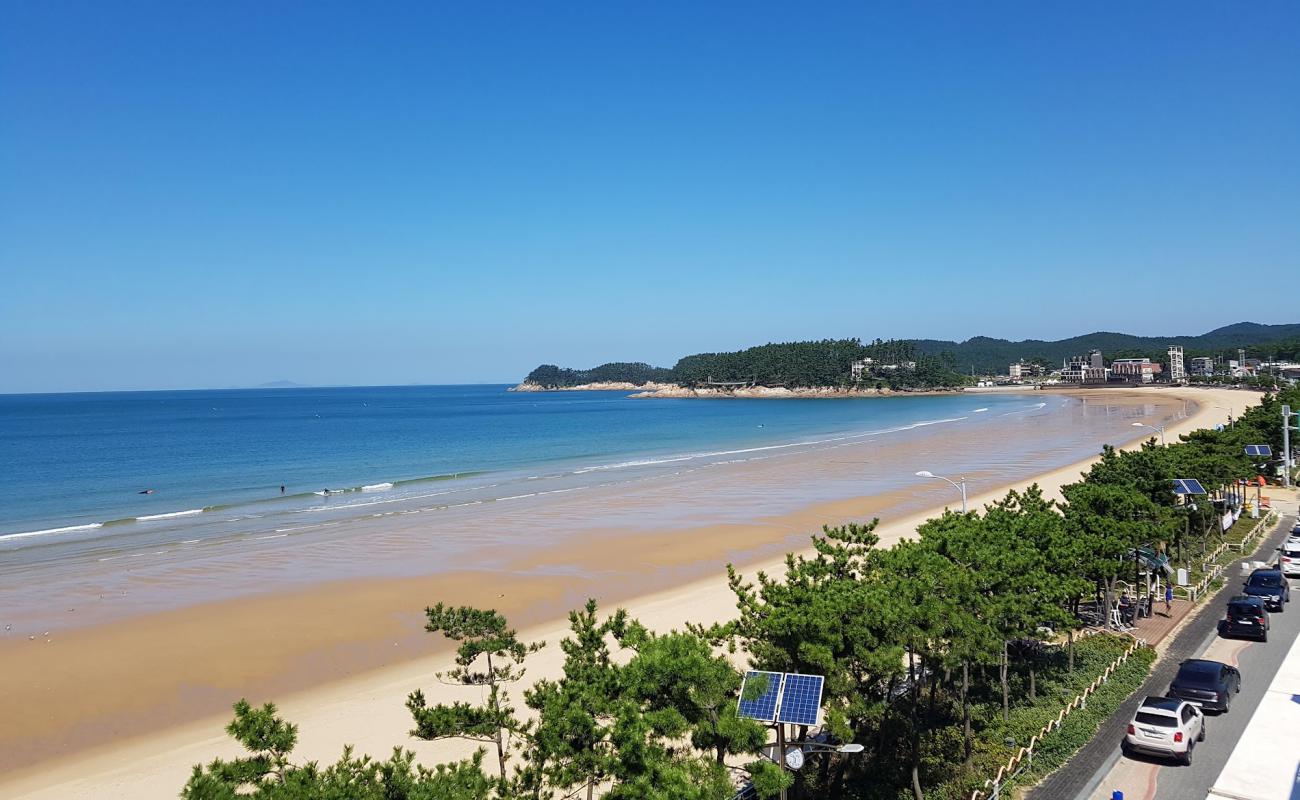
(994, 345), (1300, 387)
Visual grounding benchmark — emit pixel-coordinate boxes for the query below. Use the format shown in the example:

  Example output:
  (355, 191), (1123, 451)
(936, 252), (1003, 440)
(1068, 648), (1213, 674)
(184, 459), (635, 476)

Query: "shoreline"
(0, 386), (1259, 798)
(508, 379), (966, 397)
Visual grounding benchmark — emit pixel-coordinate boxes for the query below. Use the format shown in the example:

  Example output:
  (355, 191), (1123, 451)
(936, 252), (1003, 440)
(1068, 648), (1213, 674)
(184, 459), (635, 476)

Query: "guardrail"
(1177, 512), (1277, 603)
(968, 638), (1145, 800)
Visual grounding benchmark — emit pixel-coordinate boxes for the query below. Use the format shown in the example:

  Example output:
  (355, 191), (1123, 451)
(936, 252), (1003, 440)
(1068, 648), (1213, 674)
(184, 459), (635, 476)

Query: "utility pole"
(1284, 405), (1299, 488)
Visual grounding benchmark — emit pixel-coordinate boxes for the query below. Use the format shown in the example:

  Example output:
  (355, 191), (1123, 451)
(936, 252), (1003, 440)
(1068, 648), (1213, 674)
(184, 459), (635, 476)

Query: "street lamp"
(781, 742), (865, 770)
(916, 470), (968, 513)
(1132, 422), (1166, 446)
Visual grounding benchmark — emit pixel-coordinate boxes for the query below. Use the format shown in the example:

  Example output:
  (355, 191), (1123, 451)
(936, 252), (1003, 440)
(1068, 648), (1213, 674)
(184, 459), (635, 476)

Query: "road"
(1027, 512), (1297, 800)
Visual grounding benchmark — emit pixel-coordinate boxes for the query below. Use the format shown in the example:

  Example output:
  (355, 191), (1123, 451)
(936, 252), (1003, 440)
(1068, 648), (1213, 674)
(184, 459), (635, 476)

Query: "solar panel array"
(738, 670), (824, 727)
(738, 671), (783, 722)
(776, 674), (825, 726)
(1245, 444), (1273, 457)
(1172, 478), (1207, 495)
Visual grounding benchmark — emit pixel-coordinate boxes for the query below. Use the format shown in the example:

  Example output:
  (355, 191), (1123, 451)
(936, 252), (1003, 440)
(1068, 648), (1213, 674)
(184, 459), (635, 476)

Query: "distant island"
(256, 380), (305, 389)
(515, 322), (1300, 396)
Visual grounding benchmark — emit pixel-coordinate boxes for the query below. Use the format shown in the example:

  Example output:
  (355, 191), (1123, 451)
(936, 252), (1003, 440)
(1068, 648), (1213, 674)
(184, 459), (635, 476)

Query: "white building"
(1168, 346), (1185, 381)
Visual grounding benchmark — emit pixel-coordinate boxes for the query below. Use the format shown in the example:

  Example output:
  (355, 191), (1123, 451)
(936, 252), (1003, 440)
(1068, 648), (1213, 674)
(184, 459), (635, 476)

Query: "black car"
(1221, 596), (1269, 642)
(1242, 568), (1291, 612)
(1167, 659), (1241, 713)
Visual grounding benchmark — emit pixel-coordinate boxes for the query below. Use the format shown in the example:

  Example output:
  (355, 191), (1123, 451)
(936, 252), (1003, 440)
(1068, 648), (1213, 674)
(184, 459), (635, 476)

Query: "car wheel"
(1197, 724), (1206, 742)
(1181, 741), (1194, 766)
(1262, 630), (1269, 643)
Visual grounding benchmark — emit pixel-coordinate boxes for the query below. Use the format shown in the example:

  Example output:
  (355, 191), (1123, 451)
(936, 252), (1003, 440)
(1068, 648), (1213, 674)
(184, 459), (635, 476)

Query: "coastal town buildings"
(1062, 350), (1108, 383)
(1168, 345), (1185, 381)
(1008, 360), (1045, 382)
(1111, 357), (1163, 383)
(850, 358), (874, 382)
(1189, 356), (1215, 376)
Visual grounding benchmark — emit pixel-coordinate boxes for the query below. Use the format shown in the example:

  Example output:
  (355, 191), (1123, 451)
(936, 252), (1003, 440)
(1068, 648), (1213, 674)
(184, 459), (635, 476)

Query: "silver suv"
(1124, 696), (1205, 764)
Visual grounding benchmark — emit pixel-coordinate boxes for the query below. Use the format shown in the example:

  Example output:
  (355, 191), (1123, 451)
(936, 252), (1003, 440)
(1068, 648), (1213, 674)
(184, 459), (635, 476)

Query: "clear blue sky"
(2, 2), (1297, 392)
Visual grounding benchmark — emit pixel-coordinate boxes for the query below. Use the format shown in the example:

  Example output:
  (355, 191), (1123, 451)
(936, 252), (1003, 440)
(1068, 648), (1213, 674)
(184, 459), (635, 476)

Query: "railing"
(968, 637), (1146, 800)
(1182, 512), (1277, 601)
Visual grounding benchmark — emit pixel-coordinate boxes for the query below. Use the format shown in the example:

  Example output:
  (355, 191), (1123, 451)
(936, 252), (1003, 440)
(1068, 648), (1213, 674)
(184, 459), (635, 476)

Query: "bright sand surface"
(0, 386), (1261, 798)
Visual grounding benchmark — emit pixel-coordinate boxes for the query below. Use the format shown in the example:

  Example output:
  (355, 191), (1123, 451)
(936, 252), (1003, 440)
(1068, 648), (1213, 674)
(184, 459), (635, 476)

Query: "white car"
(1279, 542), (1300, 578)
(1124, 696), (1205, 765)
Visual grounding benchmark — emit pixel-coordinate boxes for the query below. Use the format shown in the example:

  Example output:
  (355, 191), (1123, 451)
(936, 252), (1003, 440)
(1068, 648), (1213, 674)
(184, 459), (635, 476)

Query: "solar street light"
(1131, 422), (1165, 446)
(916, 470), (967, 513)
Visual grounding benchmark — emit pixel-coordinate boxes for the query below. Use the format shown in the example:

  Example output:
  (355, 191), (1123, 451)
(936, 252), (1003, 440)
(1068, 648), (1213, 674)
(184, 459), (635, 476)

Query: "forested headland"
(520, 322), (1300, 390)
(522, 339), (969, 391)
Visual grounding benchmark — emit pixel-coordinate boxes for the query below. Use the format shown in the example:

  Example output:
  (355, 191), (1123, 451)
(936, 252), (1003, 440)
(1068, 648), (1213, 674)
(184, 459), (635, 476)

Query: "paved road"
(1028, 513), (1297, 800)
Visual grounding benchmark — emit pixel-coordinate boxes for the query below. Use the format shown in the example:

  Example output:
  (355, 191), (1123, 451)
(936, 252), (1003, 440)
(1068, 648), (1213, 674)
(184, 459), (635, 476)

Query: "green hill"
(523, 322), (1300, 387)
(914, 322), (1300, 374)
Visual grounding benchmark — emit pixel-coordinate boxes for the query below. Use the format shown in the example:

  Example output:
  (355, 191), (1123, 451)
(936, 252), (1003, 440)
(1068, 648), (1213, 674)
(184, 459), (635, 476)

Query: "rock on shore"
(508, 381), (679, 392)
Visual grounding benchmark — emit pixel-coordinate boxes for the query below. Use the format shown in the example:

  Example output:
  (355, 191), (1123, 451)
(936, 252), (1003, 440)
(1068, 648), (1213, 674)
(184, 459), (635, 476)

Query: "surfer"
(138, 489), (155, 495)
(280, 485), (285, 495)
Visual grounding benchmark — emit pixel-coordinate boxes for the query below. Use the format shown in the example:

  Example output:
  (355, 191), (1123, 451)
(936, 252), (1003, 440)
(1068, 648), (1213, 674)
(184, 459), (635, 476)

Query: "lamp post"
(916, 470), (967, 513)
(1132, 421), (1166, 446)
(780, 742), (865, 771)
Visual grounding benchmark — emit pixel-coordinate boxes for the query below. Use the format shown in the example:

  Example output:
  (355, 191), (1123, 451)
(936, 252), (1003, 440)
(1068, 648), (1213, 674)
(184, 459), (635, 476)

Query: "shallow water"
(0, 386), (1188, 631)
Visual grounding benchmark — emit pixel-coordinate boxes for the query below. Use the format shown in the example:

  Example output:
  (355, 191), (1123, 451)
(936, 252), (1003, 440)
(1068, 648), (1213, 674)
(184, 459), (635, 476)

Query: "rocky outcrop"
(627, 385), (959, 399)
(509, 381), (679, 392)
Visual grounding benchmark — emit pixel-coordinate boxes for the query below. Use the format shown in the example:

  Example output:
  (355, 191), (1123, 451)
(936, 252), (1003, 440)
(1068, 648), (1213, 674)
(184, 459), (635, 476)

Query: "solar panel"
(776, 673), (824, 726)
(1172, 478), (1207, 495)
(738, 671), (783, 722)
(1245, 444), (1273, 457)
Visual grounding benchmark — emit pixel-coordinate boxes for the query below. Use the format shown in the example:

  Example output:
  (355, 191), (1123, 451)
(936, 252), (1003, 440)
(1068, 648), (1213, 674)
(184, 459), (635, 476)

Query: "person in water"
(280, 485), (285, 494)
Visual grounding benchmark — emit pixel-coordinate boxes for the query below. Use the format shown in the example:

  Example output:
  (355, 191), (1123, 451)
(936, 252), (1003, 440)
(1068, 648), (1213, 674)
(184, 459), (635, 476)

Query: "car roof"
(1140, 696), (1183, 712)
(1249, 568), (1284, 578)
(1228, 595), (1265, 606)
(1179, 659), (1225, 673)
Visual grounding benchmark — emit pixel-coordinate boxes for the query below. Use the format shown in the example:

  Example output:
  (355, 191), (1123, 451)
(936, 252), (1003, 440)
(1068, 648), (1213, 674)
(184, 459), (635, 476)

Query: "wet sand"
(0, 386), (1258, 798)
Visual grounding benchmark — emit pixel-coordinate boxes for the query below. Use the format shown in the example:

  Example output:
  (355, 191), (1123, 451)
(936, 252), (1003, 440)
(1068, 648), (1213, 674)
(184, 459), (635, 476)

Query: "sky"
(2, 2), (1298, 392)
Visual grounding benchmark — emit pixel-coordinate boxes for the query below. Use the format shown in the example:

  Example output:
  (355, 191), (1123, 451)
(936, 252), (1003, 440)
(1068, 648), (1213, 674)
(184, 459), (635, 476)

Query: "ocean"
(0, 385), (1186, 631)
(0, 384), (1055, 543)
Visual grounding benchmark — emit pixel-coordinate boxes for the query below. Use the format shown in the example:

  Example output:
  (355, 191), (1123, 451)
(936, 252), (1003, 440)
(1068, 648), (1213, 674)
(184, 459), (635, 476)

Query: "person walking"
(1164, 583), (1174, 616)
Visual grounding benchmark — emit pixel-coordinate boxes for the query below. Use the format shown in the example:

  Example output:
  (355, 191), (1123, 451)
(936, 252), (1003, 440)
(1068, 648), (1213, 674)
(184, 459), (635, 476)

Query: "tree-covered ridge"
(525, 339), (969, 389)
(523, 323), (1300, 387)
(913, 321), (1300, 374)
(524, 362), (675, 388)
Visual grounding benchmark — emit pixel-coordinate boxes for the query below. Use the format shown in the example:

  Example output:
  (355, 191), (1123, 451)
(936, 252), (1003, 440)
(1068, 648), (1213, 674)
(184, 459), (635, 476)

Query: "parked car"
(1243, 568), (1291, 612)
(1279, 542), (1300, 578)
(1167, 659), (1241, 713)
(1124, 696), (1205, 764)
(1221, 596), (1270, 642)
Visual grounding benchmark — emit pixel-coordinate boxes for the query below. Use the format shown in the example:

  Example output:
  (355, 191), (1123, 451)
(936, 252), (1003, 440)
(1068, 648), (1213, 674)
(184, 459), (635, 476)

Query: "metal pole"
(960, 478), (968, 514)
(1279, 408), (1289, 484)
(776, 723), (788, 800)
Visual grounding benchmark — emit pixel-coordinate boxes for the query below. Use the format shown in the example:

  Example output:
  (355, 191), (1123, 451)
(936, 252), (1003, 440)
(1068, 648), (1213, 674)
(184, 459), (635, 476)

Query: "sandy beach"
(0, 386), (1260, 799)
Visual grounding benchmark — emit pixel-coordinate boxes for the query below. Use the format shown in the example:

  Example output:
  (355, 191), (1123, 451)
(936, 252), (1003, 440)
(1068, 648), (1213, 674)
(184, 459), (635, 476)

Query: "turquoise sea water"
(0, 384), (1045, 542)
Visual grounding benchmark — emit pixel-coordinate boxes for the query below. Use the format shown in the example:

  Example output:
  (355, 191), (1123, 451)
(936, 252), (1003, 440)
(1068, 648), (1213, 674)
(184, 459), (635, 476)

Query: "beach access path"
(0, 386), (1263, 799)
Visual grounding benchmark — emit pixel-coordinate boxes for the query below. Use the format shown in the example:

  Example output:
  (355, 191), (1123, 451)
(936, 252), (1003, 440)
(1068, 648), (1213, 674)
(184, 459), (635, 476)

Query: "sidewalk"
(1126, 598), (1194, 648)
